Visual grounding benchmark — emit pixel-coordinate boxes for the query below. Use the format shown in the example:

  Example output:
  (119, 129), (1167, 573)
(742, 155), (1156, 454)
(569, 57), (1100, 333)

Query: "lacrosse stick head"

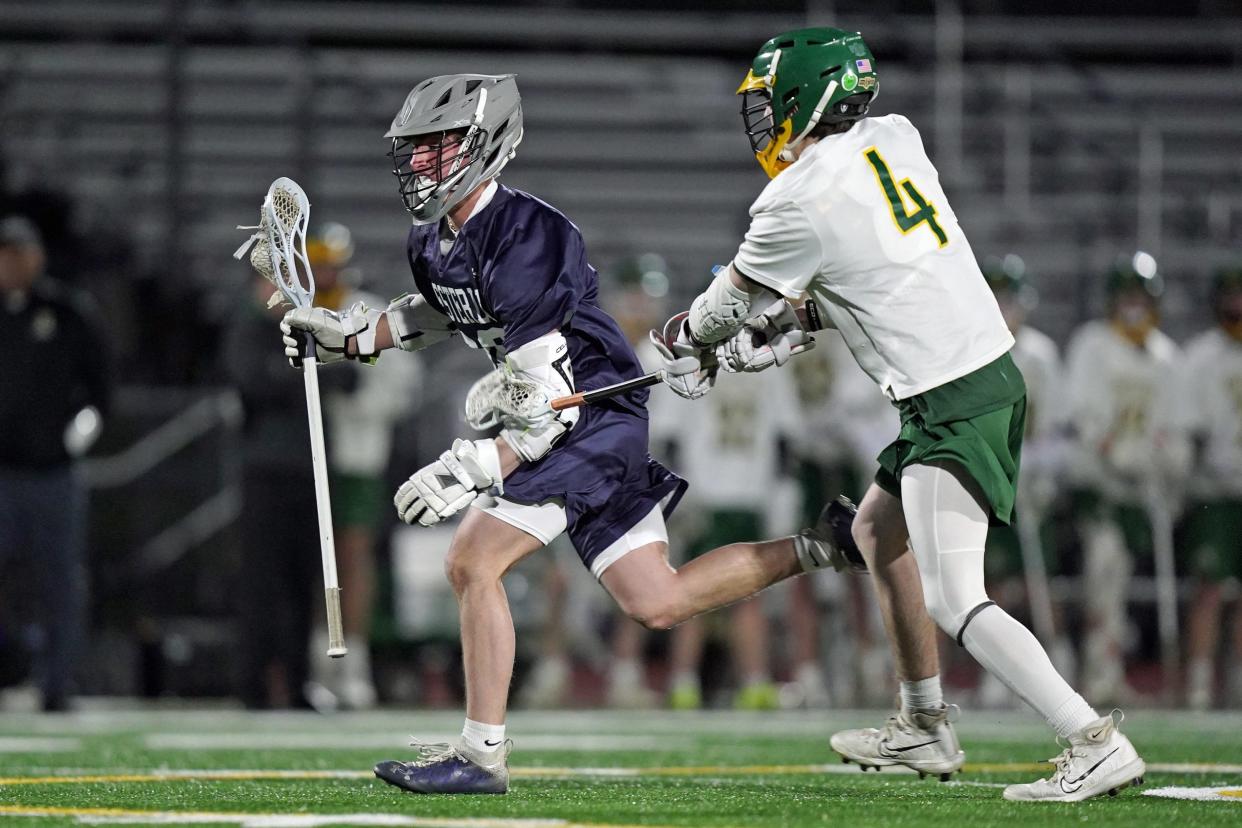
(235, 177), (314, 309)
(464, 367), (552, 431)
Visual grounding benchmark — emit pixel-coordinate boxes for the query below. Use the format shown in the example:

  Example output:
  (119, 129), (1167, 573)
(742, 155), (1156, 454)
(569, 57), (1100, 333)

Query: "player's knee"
(919, 589), (960, 634)
(443, 546), (500, 595)
(615, 592), (683, 631)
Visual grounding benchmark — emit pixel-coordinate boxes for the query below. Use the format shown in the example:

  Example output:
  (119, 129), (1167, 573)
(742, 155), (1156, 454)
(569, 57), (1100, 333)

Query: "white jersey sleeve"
(733, 201), (823, 298)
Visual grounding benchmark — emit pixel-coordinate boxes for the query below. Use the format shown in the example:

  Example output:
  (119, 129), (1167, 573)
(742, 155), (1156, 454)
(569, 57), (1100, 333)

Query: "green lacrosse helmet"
(1212, 264), (1242, 299)
(1107, 250), (1164, 303)
(739, 27), (878, 179)
(981, 254), (1037, 309)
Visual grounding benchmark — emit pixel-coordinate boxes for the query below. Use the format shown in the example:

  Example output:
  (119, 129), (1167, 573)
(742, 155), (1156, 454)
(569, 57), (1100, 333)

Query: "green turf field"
(0, 708), (1239, 826)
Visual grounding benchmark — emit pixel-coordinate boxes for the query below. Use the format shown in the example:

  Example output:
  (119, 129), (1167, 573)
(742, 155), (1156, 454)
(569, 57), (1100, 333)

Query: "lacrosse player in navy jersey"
(281, 73), (858, 795)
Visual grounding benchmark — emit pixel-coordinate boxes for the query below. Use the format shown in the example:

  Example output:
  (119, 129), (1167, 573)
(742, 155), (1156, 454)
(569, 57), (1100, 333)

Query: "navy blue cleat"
(374, 740), (510, 794)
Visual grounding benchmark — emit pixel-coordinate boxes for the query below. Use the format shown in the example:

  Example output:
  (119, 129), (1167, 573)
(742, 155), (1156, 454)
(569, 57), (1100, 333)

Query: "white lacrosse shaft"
(235, 176), (346, 659)
(1146, 481), (1179, 701)
(302, 341), (347, 659)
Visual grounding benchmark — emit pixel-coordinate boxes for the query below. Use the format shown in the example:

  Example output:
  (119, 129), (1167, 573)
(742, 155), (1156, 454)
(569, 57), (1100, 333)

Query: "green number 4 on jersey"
(865, 147), (949, 248)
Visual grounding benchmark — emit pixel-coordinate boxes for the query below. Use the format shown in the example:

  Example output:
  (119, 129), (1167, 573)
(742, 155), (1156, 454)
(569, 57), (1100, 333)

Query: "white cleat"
(1002, 710), (1146, 802)
(829, 704), (965, 781)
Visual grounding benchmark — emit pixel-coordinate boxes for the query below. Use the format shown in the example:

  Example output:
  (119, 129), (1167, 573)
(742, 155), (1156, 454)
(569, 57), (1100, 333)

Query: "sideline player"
(1177, 266), (1242, 709)
(278, 73), (856, 794)
(1064, 255), (1183, 703)
(656, 28), (1146, 801)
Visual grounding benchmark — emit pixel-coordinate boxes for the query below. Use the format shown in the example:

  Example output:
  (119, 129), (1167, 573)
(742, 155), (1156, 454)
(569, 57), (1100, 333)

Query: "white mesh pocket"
(464, 368), (551, 431)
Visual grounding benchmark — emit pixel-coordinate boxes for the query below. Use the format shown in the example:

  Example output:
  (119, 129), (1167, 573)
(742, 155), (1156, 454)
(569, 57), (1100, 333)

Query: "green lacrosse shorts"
(874, 352), (1027, 526)
(329, 471), (388, 530)
(1181, 500), (1242, 582)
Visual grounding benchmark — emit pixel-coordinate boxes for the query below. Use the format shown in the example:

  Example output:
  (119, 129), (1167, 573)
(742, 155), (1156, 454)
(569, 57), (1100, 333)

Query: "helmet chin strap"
(780, 79), (839, 162)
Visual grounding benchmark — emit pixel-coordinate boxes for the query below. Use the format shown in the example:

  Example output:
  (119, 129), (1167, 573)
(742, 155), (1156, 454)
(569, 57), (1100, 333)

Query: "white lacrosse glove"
(393, 439), (504, 526)
(715, 299), (816, 373)
(649, 311), (717, 401)
(280, 302), (383, 368)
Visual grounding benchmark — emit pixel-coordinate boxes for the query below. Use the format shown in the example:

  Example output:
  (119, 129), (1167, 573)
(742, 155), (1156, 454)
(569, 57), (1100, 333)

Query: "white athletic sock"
(610, 659), (643, 690)
(900, 675), (943, 716)
(670, 670), (700, 692)
(963, 611), (1098, 739)
(461, 718), (506, 755)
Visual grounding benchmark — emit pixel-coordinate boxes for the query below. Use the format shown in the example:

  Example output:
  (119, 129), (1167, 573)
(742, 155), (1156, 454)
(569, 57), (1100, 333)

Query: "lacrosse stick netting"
(464, 368), (554, 431)
(234, 178), (347, 659)
(233, 177), (315, 310)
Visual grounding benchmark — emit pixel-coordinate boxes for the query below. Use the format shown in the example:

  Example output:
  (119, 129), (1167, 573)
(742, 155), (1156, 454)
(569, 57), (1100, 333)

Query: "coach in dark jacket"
(0, 215), (112, 711)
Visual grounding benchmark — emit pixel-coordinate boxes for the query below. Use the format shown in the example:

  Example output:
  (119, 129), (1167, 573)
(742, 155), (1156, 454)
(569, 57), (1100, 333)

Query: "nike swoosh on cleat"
(1058, 747), (1119, 794)
(877, 739), (940, 758)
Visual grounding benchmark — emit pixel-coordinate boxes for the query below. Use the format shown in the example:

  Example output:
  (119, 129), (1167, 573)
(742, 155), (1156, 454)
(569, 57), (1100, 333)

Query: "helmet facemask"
(389, 125), (488, 224)
(740, 86), (795, 179)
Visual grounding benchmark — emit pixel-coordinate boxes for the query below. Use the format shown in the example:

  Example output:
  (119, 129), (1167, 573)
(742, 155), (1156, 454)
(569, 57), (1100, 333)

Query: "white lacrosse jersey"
(732, 114), (1014, 400)
(1176, 328), (1242, 499)
(1011, 325), (1063, 443)
(788, 333), (898, 471)
(657, 364), (801, 512)
(1064, 320), (1181, 503)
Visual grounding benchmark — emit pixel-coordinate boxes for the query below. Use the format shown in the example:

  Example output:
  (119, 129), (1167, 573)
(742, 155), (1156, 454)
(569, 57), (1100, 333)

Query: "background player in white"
(786, 331), (897, 706)
(280, 73), (858, 794)
(654, 27), (1146, 802)
(1177, 266), (1242, 709)
(658, 341), (805, 710)
(302, 223), (420, 711)
(1064, 255), (1183, 703)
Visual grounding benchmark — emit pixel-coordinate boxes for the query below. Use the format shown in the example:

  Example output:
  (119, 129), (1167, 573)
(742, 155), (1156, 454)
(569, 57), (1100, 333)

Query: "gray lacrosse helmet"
(385, 73), (524, 225)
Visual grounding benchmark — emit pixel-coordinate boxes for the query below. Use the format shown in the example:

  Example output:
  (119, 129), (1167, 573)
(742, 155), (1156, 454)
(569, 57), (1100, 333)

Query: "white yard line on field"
(3, 760), (1241, 787)
(1143, 786), (1242, 802)
(142, 734), (681, 752)
(0, 737), (81, 753)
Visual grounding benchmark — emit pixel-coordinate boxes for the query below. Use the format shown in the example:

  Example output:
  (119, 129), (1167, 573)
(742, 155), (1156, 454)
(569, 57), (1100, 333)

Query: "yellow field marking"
(1221, 789), (1242, 798)
(0, 806), (673, 827)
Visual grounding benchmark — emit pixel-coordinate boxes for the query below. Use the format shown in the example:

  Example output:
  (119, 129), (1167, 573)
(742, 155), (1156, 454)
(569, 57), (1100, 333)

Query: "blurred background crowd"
(1, 0), (1241, 715)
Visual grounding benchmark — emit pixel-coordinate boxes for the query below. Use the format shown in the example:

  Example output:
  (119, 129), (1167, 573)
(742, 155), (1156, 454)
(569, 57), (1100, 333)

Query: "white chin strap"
(780, 79), (839, 162)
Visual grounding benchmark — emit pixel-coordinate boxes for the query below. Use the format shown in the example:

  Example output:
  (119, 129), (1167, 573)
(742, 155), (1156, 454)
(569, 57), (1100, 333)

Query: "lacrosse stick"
(234, 177), (346, 659)
(546, 300), (830, 412)
(1146, 480), (1180, 701)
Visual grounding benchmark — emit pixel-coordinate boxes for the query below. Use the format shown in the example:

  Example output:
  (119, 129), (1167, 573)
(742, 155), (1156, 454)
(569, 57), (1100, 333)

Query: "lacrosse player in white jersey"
(1175, 266), (1242, 709)
(1064, 254), (1184, 704)
(652, 27), (1145, 801)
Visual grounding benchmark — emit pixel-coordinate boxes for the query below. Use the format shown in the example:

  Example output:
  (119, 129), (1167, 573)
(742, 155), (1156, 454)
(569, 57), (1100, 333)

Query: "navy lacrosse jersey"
(405, 185), (685, 565)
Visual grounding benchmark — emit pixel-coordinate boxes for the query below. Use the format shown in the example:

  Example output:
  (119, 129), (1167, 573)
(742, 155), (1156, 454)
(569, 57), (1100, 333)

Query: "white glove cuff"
(688, 265), (754, 345)
(470, 438), (504, 496)
(342, 304), (385, 358)
(501, 420), (570, 464)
